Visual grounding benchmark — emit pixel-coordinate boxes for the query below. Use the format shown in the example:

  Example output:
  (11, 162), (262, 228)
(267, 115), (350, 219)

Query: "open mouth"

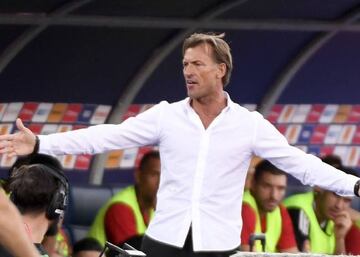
(186, 79), (198, 87)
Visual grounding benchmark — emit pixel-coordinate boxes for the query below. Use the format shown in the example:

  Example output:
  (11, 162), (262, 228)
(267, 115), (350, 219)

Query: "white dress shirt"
(39, 94), (359, 251)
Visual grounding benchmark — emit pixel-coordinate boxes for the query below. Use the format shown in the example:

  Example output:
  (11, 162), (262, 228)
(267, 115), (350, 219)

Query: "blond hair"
(182, 32), (233, 87)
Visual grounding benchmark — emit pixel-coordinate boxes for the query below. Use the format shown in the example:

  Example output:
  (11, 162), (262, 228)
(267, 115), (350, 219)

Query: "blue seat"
(68, 185), (113, 227)
(68, 225), (91, 243)
(66, 183), (131, 243)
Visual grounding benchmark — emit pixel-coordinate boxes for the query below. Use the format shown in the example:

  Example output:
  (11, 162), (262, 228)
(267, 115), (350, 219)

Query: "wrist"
(354, 180), (360, 197)
(31, 136), (39, 155)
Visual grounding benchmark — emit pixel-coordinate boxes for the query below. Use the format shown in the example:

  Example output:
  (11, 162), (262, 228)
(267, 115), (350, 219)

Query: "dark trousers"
(141, 229), (237, 257)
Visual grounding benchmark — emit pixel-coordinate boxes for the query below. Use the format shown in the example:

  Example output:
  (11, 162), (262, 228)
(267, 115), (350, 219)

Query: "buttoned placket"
(186, 103), (230, 250)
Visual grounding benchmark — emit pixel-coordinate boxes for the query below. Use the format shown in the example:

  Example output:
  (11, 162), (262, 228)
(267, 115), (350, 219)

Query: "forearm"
(335, 237), (347, 255)
(39, 119), (159, 156)
(253, 114), (359, 196)
(0, 191), (39, 257)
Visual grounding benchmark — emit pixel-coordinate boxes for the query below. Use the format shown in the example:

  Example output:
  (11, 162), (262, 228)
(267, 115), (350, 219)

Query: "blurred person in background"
(88, 151), (160, 249)
(0, 162), (68, 257)
(241, 160), (298, 253)
(284, 155), (360, 254)
(4, 154), (71, 257)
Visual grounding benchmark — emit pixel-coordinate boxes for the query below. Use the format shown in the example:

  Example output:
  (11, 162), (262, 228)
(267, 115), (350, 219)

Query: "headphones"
(10, 163), (69, 220)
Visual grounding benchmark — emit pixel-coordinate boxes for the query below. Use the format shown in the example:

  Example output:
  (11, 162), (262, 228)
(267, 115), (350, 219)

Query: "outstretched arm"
(252, 112), (359, 197)
(0, 118), (36, 157)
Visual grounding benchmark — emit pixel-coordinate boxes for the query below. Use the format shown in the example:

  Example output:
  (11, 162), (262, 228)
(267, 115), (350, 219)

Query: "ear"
(313, 186), (323, 195)
(216, 63), (226, 79)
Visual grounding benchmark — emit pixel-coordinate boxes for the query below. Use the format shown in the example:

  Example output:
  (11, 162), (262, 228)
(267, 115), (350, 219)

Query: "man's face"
(183, 43), (224, 99)
(136, 157), (161, 206)
(252, 172), (287, 213)
(317, 190), (352, 220)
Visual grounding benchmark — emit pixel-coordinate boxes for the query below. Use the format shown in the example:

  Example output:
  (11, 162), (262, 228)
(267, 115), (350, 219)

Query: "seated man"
(0, 162), (68, 257)
(88, 150), (160, 249)
(240, 160), (298, 252)
(284, 155), (357, 254)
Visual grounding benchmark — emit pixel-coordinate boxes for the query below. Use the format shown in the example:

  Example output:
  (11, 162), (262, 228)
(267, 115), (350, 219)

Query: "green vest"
(88, 186), (154, 246)
(283, 191), (335, 254)
(242, 190), (282, 252)
(356, 219), (360, 228)
(55, 230), (70, 257)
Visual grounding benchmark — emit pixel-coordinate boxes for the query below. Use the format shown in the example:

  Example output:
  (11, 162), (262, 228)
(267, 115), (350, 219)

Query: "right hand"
(0, 118), (36, 157)
(334, 210), (352, 240)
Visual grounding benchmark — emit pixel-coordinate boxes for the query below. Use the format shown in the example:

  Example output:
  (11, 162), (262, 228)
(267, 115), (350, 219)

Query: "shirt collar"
(185, 91), (235, 113)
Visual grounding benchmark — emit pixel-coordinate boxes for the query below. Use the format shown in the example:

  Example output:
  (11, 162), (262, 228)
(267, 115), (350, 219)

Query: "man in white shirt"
(0, 32), (360, 257)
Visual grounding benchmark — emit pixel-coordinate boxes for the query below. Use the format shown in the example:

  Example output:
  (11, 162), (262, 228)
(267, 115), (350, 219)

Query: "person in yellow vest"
(88, 150), (160, 249)
(241, 160), (298, 253)
(284, 155), (360, 255)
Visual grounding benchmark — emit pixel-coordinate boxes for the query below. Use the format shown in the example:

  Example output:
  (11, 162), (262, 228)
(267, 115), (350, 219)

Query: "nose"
(270, 188), (278, 200)
(183, 64), (194, 77)
(270, 188), (284, 202)
(334, 198), (346, 210)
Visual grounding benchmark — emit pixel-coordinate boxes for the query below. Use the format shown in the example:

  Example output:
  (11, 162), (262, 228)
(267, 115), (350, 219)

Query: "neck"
(23, 213), (50, 243)
(135, 187), (154, 213)
(191, 90), (227, 116)
(258, 209), (267, 219)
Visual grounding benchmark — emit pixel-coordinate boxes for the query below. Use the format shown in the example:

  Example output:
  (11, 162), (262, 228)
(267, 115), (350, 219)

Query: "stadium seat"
(68, 224), (91, 244)
(66, 184), (131, 243)
(68, 185), (113, 227)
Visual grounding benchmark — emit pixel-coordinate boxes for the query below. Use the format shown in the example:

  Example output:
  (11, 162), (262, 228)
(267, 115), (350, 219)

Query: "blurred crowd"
(1, 151), (359, 256)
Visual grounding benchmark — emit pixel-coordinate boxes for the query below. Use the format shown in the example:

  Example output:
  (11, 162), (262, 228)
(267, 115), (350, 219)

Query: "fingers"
(0, 143), (15, 156)
(0, 137), (16, 156)
(0, 138), (12, 150)
(0, 143), (19, 157)
(16, 118), (26, 132)
(0, 134), (14, 141)
(334, 212), (352, 234)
